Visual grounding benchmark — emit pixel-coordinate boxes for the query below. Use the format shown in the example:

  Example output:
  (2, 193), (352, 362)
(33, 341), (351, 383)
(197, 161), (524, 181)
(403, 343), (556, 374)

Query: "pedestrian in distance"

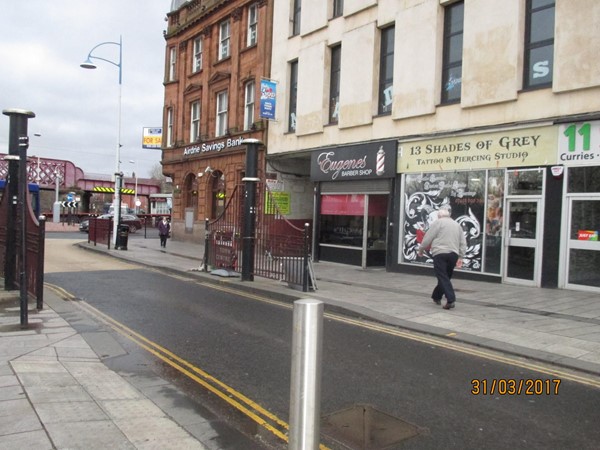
(158, 216), (171, 248)
(417, 205), (467, 310)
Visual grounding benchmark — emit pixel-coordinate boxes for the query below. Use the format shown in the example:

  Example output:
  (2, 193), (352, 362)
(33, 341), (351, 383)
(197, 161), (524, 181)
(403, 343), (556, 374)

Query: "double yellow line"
(46, 284), (302, 447)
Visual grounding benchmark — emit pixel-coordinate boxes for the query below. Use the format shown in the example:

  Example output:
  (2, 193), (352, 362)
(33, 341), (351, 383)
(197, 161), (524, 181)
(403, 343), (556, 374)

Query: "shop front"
(557, 119), (600, 292)
(311, 140), (397, 268)
(395, 125), (560, 287)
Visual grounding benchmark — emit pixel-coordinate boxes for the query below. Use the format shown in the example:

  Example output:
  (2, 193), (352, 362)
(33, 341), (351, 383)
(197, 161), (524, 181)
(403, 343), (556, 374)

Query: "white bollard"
(288, 299), (324, 450)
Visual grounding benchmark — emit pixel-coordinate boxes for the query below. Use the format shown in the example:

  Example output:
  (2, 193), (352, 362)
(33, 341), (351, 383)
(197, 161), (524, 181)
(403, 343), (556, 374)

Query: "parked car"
(79, 214), (143, 233)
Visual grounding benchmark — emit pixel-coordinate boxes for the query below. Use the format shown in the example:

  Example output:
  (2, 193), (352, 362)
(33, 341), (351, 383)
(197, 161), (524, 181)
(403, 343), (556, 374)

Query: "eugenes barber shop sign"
(310, 140), (397, 181)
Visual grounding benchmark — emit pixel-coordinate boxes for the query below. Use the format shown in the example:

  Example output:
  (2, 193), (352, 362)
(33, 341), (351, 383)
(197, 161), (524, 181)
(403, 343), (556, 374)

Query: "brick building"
(162, 0), (272, 241)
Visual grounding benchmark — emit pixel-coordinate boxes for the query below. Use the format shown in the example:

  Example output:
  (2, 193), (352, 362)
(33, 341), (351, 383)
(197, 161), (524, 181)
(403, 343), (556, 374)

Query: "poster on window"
(402, 172), (485, 272)
(260, 79), (277, 120)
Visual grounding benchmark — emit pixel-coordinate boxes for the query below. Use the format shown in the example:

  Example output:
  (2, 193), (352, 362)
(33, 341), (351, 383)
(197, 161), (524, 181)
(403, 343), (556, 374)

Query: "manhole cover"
(321, 404), (423, 449)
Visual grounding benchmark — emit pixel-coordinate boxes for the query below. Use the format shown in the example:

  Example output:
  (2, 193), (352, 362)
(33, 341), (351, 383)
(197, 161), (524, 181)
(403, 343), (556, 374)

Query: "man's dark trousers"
(432, 252), (459, 303)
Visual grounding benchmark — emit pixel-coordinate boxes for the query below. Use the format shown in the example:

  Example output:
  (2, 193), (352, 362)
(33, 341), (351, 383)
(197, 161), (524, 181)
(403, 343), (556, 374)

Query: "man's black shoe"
(443, 302), (455, 310)
(432, 298), (441, 306)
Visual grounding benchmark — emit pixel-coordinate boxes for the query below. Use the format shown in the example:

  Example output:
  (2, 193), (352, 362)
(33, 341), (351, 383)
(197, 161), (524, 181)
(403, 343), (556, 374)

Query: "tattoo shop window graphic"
(403, 172), (483, 271)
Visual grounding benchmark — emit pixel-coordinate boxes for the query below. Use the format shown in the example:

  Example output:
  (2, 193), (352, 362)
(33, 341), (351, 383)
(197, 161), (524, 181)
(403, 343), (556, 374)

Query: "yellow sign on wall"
(398, 126), (558, 173)
(265, 191), (290, 215)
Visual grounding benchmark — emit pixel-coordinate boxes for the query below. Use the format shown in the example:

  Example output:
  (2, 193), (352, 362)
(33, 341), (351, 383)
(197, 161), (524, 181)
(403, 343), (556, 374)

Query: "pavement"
(2, 225), (600, 449)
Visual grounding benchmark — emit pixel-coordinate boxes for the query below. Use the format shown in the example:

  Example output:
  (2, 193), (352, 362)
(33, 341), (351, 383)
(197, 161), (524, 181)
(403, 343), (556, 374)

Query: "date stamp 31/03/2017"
(471, 378), (561, 396)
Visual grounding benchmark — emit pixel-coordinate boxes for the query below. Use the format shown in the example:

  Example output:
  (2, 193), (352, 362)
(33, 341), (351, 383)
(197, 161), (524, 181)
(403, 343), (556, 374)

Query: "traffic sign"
(60, 201), (78, 208)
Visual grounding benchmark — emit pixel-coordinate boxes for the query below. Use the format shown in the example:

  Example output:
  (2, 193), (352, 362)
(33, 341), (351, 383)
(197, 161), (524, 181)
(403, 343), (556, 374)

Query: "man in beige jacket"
(418, 205), (467, 310)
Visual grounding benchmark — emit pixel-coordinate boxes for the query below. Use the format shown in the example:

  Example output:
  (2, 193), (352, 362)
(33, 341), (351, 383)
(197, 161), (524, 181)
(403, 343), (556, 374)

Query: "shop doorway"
(503, 199), (543, 286)
(563, 195), (600, 292)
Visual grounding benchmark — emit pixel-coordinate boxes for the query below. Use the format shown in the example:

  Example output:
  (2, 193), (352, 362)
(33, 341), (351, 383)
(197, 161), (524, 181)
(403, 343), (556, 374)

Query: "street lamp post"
(81, 35), (123, 246)
(129, 160), (138, 214)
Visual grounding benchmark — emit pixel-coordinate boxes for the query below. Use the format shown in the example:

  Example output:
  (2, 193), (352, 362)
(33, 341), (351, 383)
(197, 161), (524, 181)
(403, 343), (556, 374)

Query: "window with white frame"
(168, 47), (177, 81)
(216, 91), (228, 137)
(524, 0), (555, 89)
(190, 101), (200, 142)
(192, 36), (203, 73)
(219, 20), (231, 60)
(244, 81), (255, 130)
(166, 108), (174, 147)
(248, 3), (258, 47)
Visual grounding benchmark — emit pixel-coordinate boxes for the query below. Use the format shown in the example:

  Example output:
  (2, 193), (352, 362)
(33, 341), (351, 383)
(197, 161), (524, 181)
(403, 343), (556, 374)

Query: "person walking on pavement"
(418, 205), (467, 310)
(158, 216), (171, 248)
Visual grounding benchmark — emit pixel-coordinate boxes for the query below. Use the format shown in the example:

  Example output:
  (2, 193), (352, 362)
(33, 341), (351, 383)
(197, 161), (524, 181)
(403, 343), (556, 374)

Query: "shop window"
(441, 1), (463, 104)
(484, 170), (505, 274)
(507, 169), (543, 195)
(524, 0), (555, 89)
(402, 171), (484, 272)
(567, 166), (600, 193)
(378, 26), (395, 115)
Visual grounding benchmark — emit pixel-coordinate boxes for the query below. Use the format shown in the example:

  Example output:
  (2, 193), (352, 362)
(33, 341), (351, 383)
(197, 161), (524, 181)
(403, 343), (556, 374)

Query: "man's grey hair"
(438, 205), (452, 218)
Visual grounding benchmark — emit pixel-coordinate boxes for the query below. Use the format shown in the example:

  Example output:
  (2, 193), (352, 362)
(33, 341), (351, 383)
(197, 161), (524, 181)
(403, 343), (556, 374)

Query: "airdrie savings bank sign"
(183, 136), (245, 156)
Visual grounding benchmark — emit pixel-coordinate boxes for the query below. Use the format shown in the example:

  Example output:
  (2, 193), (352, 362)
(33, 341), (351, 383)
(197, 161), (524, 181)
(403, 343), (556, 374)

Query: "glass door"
(503, 199), (542, 286)
(565, 196), (600, 291)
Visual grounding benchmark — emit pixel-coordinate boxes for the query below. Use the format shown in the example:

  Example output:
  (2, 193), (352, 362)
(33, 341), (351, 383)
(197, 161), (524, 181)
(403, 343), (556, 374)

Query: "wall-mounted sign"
(183, 136), (245, 156)
(311, 140), (397, 181)
(265, 191), (290, 215)
(558, 120), (600, 165)
(142, 127), (162, 149)
(260, 79), (277, 120)
(398, 126), (557, 173)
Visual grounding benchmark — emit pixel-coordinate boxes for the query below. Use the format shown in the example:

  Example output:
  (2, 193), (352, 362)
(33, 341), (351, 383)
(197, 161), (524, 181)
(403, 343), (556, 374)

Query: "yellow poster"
(265, 191), (290, 215)
(398, 126), (557, 173)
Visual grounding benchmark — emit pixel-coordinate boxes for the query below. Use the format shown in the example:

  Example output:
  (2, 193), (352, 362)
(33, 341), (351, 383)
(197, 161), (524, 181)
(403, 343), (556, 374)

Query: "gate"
(205, 182), (312, 291)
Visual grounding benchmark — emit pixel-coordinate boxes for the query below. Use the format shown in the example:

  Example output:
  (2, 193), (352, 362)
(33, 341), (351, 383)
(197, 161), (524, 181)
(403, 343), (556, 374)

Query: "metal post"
(241, 139), (261, 281)
(53, 171), (61, 223)
(204, 218), (210, 272)
(303, 223), (310, 292)
(289, 299), (323, 450)
(2, 108), (35, 328)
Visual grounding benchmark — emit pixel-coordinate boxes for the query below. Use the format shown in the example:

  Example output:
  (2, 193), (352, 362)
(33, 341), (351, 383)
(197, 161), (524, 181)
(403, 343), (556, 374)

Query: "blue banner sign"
(260, 79), (277, 120)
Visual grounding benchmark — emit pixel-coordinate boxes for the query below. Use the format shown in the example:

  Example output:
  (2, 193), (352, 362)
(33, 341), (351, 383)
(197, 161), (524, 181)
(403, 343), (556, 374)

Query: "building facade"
(267, 0), (600, 292)
(162, 0), (273, 241)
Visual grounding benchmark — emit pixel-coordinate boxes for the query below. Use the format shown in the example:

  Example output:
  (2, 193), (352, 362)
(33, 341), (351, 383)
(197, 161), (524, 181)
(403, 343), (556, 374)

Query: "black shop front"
(311, 140), (397, 268)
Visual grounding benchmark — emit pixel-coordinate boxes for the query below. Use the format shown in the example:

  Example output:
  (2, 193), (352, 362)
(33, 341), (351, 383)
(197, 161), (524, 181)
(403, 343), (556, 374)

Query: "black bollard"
(241, 139), (261, 282)
(2, 108), (35, 327)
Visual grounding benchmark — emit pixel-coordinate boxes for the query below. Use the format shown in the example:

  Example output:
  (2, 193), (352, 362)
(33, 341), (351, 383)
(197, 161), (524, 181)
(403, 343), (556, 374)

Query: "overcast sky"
(0, 0), (170, 178)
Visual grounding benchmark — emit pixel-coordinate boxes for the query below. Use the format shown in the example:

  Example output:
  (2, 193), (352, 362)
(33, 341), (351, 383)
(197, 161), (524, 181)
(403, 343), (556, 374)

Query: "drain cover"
(321, 404), (423, 449)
